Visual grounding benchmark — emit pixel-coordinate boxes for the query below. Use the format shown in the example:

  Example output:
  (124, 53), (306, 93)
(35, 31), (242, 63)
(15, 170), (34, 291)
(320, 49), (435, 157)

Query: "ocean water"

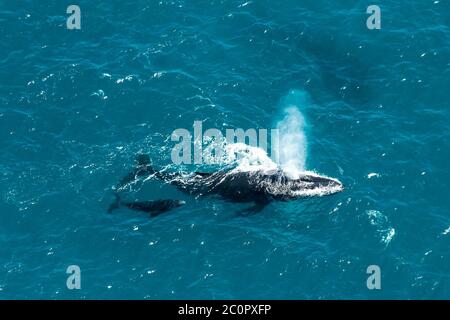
(1, 0), (449, 299)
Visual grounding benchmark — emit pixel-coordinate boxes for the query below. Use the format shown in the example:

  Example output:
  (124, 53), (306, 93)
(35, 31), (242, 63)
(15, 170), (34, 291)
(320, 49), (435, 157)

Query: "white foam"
(366, 210), (395, 245)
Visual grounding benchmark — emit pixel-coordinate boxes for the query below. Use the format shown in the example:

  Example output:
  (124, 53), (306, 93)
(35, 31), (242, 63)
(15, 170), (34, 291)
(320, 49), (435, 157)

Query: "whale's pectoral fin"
(107, 193), (121, 214)
(237, 199), (270, 217)
(115, 154), (156, 190)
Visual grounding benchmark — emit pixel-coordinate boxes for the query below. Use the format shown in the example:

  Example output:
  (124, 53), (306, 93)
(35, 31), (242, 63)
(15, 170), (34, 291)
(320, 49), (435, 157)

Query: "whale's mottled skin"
(109, 154), (344, 216)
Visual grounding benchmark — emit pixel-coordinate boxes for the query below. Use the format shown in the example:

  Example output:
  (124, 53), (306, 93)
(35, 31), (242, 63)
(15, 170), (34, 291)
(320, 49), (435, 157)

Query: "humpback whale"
(109, 154), (344, 216)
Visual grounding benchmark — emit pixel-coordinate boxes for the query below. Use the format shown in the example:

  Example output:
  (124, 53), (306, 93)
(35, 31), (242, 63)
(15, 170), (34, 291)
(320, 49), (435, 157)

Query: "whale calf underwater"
(108, 154), (344, 216)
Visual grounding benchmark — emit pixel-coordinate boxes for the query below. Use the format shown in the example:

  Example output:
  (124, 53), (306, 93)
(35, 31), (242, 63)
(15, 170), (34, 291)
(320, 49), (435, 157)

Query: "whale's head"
(291, 172), (344, 196)
(300, 173), (342, 189)
(259, 170), (344, 198)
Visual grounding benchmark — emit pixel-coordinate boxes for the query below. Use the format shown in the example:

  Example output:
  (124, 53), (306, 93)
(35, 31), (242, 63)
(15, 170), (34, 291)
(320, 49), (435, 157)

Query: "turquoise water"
(1, 0), (450, 299)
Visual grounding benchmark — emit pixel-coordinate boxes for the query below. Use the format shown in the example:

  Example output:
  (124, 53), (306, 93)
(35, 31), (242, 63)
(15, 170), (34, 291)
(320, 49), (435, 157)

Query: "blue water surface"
(0, 0), (449, 299)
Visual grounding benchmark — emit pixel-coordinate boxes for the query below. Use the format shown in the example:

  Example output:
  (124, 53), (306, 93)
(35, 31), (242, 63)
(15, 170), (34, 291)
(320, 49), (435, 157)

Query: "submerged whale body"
(108, 193), (186, 217)
(109, 154), (344, 216)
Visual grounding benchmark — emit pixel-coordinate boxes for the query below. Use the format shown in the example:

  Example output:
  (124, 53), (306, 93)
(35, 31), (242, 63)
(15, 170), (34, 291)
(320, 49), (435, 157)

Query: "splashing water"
(273, 90), (309, 178)
(224, 143), (278, 173)
(203, 90), (311, 178)
(201, 134), (278, 172)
